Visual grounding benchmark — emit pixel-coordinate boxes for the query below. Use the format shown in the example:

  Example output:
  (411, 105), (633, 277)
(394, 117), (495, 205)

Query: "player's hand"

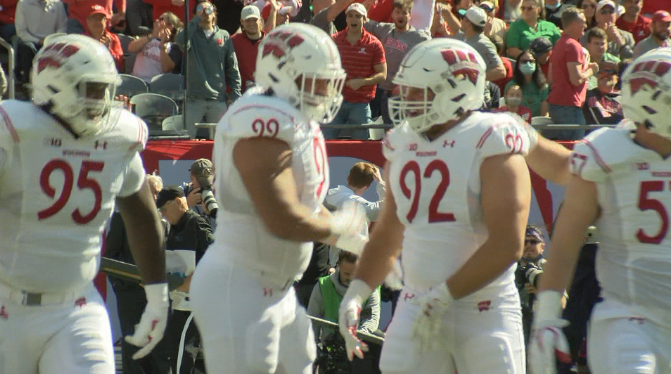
(125, 283), (169, 359)
(412, 282), (453, 349)
(187, 187), (202, 208)
(528, 291), (572, 374)
(329, 200), (368, 254)
(338, 279), (372, 361)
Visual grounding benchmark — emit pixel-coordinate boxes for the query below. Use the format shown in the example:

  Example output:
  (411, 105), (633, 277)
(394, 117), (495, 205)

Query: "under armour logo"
(94, 140), (107, 150)
(263, 287), (273, 297)
(443, 140), (455, 148)
(403, 293), (415, 301)
(477, 300), (491, 312)
(0, 306), (8, 319)
(409, 143), (418, 151)
(74, 297), (87, 307)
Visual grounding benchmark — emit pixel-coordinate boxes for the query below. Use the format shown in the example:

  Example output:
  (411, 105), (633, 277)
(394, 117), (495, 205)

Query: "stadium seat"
(117, 34), (136, 74)
(149, 73), (184, 101)
(502, 57), (516, 71)
(531, 116), (554, 126)
(162, 114), (185, 132)
(118, 74), (148, 98)
(130, 93), (179, 132)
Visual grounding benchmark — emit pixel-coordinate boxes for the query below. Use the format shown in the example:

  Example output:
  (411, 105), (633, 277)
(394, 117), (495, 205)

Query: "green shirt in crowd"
(505, 80), (549, 117)
(506, 19), (561, 52)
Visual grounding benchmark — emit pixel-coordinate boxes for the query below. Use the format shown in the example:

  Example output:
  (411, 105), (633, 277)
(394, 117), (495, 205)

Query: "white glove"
(125, 283), (169, 359)
(412, 282), (453, 350)
(330, 201), (368, 255)
(338, 279), (372, 361)
(528, 291), (572, 374)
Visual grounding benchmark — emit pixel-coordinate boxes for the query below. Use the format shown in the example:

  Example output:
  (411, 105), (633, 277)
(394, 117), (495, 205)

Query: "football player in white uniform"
(529, 49), (671, 374)
(336, 38), (576, 374)
(0, 35), (169, 374)
(188, 24), (368, 374)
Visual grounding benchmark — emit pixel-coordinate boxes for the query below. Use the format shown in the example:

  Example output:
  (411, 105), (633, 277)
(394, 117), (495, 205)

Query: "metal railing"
(0, 37), (15, 100)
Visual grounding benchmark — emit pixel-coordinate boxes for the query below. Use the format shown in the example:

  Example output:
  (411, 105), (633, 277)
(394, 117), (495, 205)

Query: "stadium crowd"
(0, 0), (668, 137)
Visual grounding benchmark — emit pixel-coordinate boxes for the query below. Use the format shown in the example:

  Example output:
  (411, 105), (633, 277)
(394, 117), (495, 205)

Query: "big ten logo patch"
(36, 43), (80, 74)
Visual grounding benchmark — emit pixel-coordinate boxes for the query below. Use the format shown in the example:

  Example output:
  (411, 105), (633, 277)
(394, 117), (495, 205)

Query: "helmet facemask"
(57, 75), (120, 137)
(295, 70), (346, 123)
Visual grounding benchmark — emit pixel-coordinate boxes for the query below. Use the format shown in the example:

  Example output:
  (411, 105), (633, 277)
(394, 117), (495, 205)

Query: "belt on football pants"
(0, 282), (81, 306)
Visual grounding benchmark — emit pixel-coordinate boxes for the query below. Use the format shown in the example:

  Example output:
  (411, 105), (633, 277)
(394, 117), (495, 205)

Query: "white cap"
(596, 0), (615, 12)
(465, 6), (487, 27)
(241, 5), (261, 20)
(346, 3), (367, 17)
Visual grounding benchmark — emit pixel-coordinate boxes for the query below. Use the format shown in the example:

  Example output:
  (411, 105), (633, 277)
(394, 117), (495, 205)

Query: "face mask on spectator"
(507, 97), (522, 105)
(520, 62), (536, 75)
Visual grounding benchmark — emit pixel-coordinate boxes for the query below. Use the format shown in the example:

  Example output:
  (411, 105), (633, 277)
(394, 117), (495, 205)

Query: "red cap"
(261, 2), (291, 20)
(652, 10), (671, 23)
(88, 4), (109, 18)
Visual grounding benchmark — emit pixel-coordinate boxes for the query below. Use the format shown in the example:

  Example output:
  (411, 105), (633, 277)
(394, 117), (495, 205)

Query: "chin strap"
(39, 103), (80, 139)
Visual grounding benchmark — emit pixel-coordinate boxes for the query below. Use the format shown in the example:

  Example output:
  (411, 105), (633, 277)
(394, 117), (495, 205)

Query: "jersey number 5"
(636, 180), (670, 244)
(400, 159), (455, 224)
(38, 159), (105, 224)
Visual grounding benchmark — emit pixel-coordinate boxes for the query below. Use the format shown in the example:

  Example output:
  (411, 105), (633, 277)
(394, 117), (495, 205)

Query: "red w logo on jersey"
(628, 60), (671, 96)
(440, 49), (481, 85)
(36, 43), (80, 74)
(262, 32), (305, 58)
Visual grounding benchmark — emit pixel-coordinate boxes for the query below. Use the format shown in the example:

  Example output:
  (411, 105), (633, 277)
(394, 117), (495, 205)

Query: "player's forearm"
(355, 222), (403, 288)
(447, 238), (522, 299)
(267, 204), (333, 242)
(526, 137), (572, 186)
(124, 213), (167, 285)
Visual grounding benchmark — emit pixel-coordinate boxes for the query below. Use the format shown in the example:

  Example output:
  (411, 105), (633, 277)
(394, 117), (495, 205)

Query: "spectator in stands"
(506, 49), (549, 116)
(128, 12), (183, 83)
(308, 250), (381, 374)
(489, 34), (514, 92)
(295, 241), (332, 308)
(459, 7), (506, 81)
(480, 1), (507, 41)
(583, 60), (623, 125)
(632, 10), (670, 58)
(231, 5), (265, 93)
(125, 0), (153, 36)
(0, 0), (18, 42)
(430, 1), (453, 38)
(14, 0), (67, 84)
(640, 0), (665, 17)
(506, 0), (561, 58)
(496, 83), (532, 121)
(365, 0), (430, 124)
(86, 5), (124, 72)
(616, 0), (650, 43)
(483, 80), (502, 109)
(175, 0), (241, 139)
(105, 173), (172, 374)
(502, 0), (522, 24)
(156, 186), (213, 374)
(261, 0), (291, 30)
(310, 0), (352, 36)
(547, 7), (598, 140)
(529, 36), (552, 82)
(64, 0), (125, 34)
(181, 158), (217, 229)
(581, 0), (635, 60)
(326, 3), (386, 140)
(145, 0), (186, 24)
(578, 0), (598, 29)
(325, 161), (385, 223)
(544, 0), (569, 29)
(586, 27), (620, 89)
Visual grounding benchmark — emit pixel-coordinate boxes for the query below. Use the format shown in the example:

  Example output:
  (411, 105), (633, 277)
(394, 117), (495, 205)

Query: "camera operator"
(182, 158), (218, 229)
(156, 186), (214, 374)
(516, 225), (547, 344)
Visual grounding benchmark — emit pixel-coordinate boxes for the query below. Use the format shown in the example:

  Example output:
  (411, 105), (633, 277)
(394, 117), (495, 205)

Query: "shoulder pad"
(220, 95), (304, 144)
(474, 112), (531, 158)
(110, 109), (149, 153)
(0, 102), (19, 151)
(570, 127), (630, 182)
(382, 123), (414, 162)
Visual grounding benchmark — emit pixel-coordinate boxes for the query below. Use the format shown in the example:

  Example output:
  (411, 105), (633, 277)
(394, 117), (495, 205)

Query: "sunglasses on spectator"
(480, 4), (494, 12)
(520, 6), (536, 11)
(581, 3), (596, 8)
(599, 7), (615, 14)
(525, 239), (541, 245)
(197, 4), (214, 14)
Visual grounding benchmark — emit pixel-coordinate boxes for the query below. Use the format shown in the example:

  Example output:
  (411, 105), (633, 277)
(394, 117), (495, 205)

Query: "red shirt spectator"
(364, 0), (393, 22)
(617, 0), (651, 43)
(495, 105), (532, 121)
(143, 0), (185, 24)
(0, 0), (18, 25)
(332, 26), (386, 103)
(65, 0), (125, 34)
(641, 0), (667, 16)
(548, 34), (589, 107)
(86, 6), (124, 72)
(232, 5), (265, 92)
(493, 57), (513, 93)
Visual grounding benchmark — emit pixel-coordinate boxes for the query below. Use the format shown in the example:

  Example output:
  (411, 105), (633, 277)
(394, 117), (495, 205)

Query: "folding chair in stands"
(116, 34), (136, 74)
(130, 93), (179, 133)
(149, 73), (184, 102)
(118, 74), (148, 98)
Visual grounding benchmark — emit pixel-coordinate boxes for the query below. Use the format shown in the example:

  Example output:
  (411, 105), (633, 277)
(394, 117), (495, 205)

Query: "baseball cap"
(465, 6), (487, 27)
(479, 1), (495, 12)
(88, 4), (109, 18)
(189, 158), (213, 178)
(241, 5), (261, 20)
(346, 3), (367, 17)
(652, 10), (671, 23)
(529, 37), (553, 57)
(596, 0), (615, 12)
(599, 61), (619, 75)
(155, 185), (185, 210)
(525, 226), (543, 242)
(261, 2), (291, 20)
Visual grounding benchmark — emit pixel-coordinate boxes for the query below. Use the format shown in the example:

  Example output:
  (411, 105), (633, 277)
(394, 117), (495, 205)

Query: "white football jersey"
(384, 111), (530, 300)
(0, 101), (148, 293)
(212, 89), (329, 283)
(570, 126), (671, 326)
